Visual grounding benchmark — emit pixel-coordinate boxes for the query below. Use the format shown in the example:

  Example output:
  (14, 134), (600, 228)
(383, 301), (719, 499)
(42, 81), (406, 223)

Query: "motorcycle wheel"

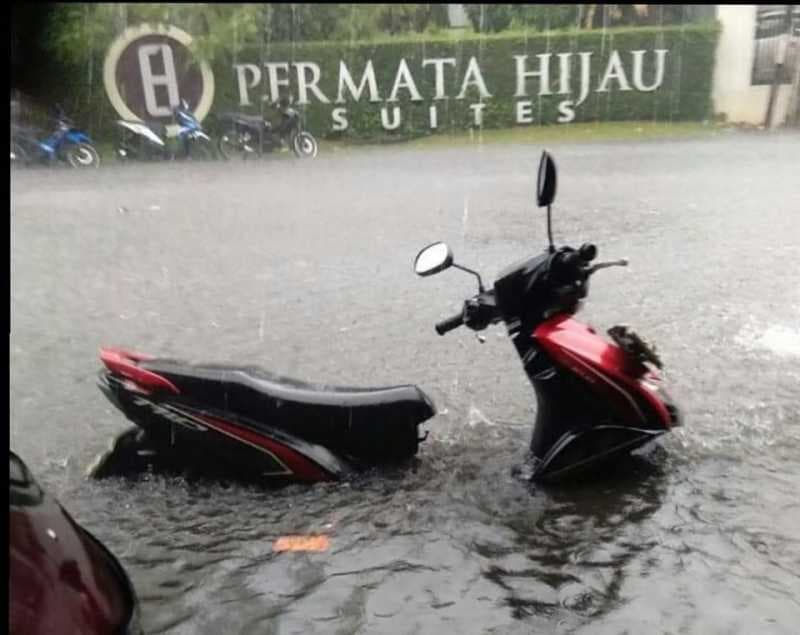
(11, 140), (29, 168)
(217, 133), (241, 161)
(292, 132), (318, 159)
(186, 138), (215, 161)
(67, 143), (100, 168)
(114, 145), (131, 162)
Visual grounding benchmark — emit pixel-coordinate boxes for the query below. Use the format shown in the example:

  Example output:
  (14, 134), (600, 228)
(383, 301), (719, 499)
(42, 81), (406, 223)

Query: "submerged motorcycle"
(414, 151), (682, 483)
(95, 348), (435, 482)
(115, 99), (215, 161)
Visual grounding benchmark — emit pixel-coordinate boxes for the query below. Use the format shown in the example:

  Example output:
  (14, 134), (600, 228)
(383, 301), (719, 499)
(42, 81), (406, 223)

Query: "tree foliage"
(42, 3), (708, 66)
(462, 4), (694, 34)
(463, 5), (581, 33)
(44, 4), (263, 65)
(43, 3), (454, 66)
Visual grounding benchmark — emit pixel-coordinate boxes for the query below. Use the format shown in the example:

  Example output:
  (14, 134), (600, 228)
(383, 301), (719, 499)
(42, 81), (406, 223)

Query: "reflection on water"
(66, 437), (677, 634)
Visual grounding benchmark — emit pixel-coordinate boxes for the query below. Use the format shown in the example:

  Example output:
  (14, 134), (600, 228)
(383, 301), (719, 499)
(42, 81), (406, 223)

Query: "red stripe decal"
(196, 414), (332, 483)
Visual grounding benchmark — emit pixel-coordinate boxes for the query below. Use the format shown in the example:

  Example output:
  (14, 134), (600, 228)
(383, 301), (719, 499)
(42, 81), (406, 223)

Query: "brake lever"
(586, 258), (629, 275)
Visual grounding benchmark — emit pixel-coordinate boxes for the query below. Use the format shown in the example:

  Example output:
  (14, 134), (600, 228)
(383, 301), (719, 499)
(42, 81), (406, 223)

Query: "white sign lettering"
(515, 53), (552, 97)
(381, 106), (402, 129)
(423, 58), (457, 100)
(576, 52), (593, 106)
(388, 58), (423, 102)
(516, 100), (534, 124)
(557, 100), (576, 123)
(234, 63), (261, 107)
(229, 49), (670, 132)
(138, 43), (180, 116)
(331, 107), (348, 131)
(294, 62), (330, 104)
(557, 53), (571, 95)
(337, 60), (381, 103)
(457, 56), (493, 100)
(265, 62), (291, 102)
(631, 49), (668, 91)
(469, 102), (486, 127)
(597, 50), (632, 92)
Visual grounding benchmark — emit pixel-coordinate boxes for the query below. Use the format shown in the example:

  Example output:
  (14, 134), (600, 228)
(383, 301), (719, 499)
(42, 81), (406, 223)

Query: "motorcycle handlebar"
(557, 250), (582, 270)
(585, 259), (628, 275)
(435, 312), (464, 336)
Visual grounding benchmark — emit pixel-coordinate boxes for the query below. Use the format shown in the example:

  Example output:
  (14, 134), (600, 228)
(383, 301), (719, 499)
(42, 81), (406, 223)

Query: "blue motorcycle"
(115, 100), (215, 162)
(11, 105), (100, 169)
(173, 100), (215, 160)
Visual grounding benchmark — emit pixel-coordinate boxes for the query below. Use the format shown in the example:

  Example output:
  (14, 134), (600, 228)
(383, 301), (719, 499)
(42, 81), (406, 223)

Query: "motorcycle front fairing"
(492, 250), (680, 481)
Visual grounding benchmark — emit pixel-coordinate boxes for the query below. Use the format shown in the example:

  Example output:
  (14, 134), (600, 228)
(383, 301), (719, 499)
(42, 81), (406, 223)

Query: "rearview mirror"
(536, 151), (557, 207)
(414, 242), (453, 277)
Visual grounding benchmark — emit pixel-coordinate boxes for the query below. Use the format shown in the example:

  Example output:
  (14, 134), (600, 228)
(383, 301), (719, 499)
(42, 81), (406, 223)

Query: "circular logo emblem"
(103, 24), (214, 134)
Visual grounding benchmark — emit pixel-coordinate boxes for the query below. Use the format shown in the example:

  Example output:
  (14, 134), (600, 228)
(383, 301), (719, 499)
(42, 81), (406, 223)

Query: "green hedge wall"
(56, 23), (720, 142)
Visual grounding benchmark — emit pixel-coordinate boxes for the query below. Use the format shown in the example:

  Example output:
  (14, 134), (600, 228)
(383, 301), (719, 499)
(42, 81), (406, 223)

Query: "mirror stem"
(547, 205), (555, 253)
(453, 264), (485, 292)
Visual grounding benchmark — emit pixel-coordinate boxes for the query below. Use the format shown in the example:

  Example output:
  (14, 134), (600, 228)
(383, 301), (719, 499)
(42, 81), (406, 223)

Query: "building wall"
(712, 5), (794, 126)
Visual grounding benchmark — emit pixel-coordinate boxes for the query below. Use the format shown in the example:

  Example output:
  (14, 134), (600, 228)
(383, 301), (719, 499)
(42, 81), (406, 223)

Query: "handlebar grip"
(435, 313), (464, 336)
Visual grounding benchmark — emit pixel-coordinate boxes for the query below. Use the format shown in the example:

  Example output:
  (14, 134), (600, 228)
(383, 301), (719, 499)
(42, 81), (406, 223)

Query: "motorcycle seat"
(100, 348), (435, 464)
(220, 113), (267, 127)
(134, 357), (435, 424)
(146, 121), (168, 136)
(119, 120), (167, 137)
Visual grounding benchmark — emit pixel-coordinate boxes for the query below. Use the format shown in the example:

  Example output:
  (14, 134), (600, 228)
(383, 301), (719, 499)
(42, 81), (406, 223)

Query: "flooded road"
(10, 133), (800, 634)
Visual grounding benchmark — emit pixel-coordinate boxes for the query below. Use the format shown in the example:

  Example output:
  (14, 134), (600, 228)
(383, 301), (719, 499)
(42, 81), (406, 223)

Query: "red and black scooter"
(414, 151), (682, 482)
(10, 452), (142, 634)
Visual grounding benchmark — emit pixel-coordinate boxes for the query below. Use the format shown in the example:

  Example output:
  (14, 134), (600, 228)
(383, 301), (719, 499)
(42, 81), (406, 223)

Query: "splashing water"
(736, 323), (800, 358)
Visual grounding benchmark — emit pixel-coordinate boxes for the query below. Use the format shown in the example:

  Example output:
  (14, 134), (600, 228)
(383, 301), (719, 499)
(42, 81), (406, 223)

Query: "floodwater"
(10, 133), (800, 634)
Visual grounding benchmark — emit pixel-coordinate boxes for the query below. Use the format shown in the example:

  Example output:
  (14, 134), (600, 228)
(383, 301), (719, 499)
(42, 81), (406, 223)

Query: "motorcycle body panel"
(9, 452), (142, 635)
(490, 247), (680, 482)
(97, 348), (436, 483)
(535, 315), (675, 430)
(65, 129), (93, 145)
(117, 120), (166, 147)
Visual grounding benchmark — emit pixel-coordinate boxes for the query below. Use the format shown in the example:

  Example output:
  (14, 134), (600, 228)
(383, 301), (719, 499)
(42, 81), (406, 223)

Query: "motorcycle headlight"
(638, 376), (682, 427)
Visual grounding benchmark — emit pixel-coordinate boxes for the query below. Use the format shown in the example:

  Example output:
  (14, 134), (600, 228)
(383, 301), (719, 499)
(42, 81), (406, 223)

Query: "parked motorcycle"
(115, 99), (215, 161)
(10, 451), (142, 634)
(94, 347), (435, 483)
(10, 105), (100, 169)
(114, 119), (171, 161)
(414, 151), (682, 483)
(216, 99), (318, 160)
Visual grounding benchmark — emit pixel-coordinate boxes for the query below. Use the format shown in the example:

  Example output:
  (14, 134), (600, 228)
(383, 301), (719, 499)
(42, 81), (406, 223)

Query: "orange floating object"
(272, 535), (331, 553)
